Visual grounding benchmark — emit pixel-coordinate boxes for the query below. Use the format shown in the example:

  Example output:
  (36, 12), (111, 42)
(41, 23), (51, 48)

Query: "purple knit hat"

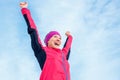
(44, 31), (61, 46)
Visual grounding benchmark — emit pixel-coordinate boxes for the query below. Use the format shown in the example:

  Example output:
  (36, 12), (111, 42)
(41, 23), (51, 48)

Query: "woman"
(20, 2), (73, 80)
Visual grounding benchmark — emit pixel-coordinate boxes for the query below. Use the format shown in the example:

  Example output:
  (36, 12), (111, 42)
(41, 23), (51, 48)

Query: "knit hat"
(44, 31), (61, 46)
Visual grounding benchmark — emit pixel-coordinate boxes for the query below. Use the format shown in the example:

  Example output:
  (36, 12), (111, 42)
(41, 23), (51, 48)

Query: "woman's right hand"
(20, 2), (28, 8)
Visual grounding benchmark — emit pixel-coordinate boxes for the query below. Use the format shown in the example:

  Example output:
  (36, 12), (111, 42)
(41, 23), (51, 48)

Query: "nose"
(57, 39), (60, 41)
(57, 38), (61, 41)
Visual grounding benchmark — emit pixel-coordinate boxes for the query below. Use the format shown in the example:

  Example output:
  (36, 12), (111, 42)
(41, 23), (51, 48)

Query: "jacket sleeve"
(21, 8), (46, 70)
(62, 35), (73, 60)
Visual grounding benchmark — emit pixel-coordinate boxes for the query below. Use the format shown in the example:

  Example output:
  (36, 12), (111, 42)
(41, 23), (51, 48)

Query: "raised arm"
(20, 2), (42, 44)
(20, 2), (46, 70)
(62, 31), (73, 60)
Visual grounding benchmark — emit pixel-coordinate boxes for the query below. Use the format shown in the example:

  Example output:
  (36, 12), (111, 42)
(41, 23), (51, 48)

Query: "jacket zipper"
(62, 52), (68, 80)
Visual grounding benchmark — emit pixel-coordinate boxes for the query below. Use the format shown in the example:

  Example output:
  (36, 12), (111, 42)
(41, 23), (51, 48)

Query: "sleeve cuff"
(21, 8), (30, 15)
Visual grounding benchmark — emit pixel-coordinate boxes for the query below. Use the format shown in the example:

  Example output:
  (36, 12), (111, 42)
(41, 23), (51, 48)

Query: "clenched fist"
(20, 2), (28, 8)
(65, 31), (71, 37)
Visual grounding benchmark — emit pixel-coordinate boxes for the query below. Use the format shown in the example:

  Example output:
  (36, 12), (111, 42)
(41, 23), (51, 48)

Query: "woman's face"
(47, 34), (61, 49)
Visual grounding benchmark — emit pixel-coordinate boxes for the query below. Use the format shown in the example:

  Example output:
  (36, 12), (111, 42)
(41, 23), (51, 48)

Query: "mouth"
(54, 42), (60, 46)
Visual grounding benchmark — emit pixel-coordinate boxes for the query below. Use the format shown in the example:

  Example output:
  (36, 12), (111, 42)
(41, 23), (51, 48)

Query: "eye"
(54, 35), (57, 38)
(59, 37), (61, 40)
(54, 35), (61, 40)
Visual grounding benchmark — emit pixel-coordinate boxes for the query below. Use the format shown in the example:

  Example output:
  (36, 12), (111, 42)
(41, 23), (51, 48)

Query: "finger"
(20, 2), (27, 5)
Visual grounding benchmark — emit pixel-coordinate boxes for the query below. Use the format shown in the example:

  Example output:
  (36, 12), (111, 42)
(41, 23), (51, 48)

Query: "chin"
(53, 46), (60, 49)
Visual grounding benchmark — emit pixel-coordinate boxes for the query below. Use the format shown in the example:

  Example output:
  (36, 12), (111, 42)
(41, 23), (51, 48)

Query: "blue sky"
(0, 0), (120, 80)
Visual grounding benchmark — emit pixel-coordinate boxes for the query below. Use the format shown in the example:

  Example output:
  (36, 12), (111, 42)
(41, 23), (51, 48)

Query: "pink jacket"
(21, 8), (73, 80)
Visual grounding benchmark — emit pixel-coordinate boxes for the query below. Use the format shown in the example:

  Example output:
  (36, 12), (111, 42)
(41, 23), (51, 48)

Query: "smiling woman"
(46, 32), (61, 49)
(20, 2), (73, 80)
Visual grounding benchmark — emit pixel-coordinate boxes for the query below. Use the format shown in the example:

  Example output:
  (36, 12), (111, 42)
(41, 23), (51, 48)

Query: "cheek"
(59, 41), (61, 45)
(58, 40), (61, 44)
(48, 40), (54, 45)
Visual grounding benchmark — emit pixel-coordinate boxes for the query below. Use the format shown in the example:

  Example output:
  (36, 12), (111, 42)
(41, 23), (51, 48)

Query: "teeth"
(54, 43), (59, 46)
